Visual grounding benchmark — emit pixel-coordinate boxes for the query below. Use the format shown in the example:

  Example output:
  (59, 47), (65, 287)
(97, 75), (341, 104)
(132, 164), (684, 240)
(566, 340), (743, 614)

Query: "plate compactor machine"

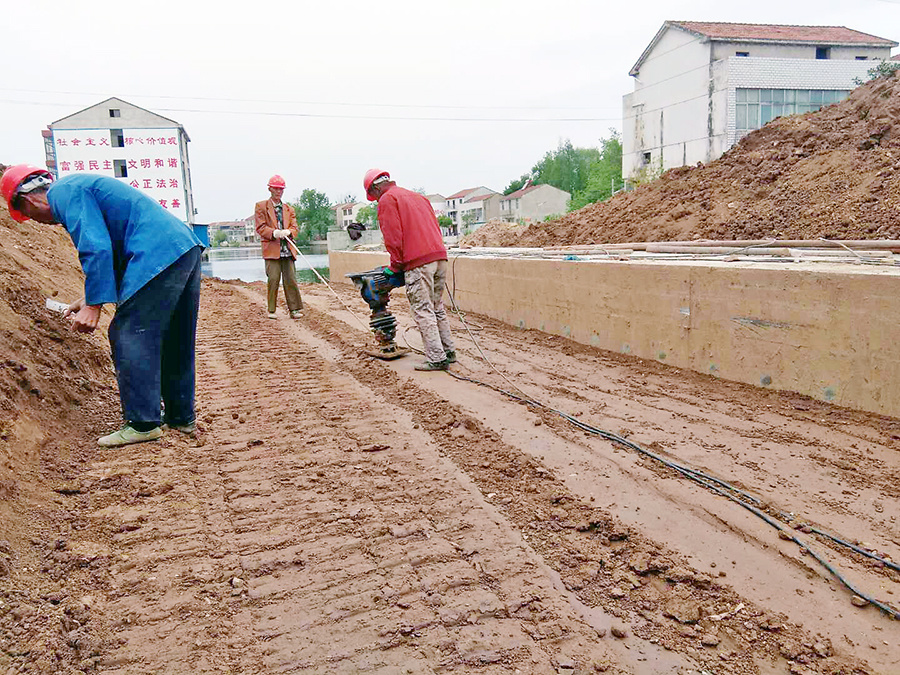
(346, 267), (409, 360)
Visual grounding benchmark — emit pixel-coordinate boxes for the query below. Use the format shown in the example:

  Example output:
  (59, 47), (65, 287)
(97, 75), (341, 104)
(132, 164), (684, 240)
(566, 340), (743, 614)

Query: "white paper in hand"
(45, 299), (69, 314)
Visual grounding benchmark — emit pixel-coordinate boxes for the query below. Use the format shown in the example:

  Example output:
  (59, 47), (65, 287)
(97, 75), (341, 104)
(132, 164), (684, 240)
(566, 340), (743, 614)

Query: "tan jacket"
(255, 199), (298, 260)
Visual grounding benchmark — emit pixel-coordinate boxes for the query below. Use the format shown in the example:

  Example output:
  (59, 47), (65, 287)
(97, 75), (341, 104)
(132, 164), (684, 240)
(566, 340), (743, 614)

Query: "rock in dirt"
(591, 656), (612, 672)
(663, 588), (701, 624)
(701, 632), (721, 647)
(778, 637), (804, 660)
(850, 595), (869, 607)
(611, 625), (628, 639)
(664, 566), (694, 582)
(813, 640), (831, 657)
(553, 654), (576, 673)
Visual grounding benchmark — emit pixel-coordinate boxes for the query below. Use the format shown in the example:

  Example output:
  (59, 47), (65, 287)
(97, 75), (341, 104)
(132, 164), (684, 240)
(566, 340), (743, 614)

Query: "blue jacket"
(48, 174), (201, 306)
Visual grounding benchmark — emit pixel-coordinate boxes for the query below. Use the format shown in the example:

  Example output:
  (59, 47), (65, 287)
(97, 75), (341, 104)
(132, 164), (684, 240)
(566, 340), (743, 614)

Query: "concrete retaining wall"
(330, 250), (900, 419)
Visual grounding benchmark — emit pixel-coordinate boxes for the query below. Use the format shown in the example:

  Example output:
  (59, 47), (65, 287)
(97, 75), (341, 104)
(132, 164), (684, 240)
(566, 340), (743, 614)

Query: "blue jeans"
(108, 246), (202, 429)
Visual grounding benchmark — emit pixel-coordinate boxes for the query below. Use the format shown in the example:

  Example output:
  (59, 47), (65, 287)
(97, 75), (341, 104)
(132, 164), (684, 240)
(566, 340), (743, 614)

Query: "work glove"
(382, 267), (405, 288)
(273, 229), (286, 239)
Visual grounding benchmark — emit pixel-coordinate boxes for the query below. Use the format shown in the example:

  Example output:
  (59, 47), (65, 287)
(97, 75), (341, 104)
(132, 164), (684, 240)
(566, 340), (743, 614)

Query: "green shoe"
(414, 359), (449, 372)
(97, 426), (162, 447)
(445, 350), (457, 364)
(164, 421), (196, 435)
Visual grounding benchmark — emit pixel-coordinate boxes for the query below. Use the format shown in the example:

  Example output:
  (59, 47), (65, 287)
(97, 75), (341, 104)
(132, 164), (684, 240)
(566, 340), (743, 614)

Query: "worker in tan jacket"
(255, 175), (303, 319)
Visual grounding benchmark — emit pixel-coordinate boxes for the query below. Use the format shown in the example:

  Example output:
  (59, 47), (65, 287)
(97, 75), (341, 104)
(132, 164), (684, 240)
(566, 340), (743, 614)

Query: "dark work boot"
(445, 350), (457, 364)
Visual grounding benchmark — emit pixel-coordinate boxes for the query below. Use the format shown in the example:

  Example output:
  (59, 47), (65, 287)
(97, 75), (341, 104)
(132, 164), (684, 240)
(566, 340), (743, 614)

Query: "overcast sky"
(3, 0), (899, 222)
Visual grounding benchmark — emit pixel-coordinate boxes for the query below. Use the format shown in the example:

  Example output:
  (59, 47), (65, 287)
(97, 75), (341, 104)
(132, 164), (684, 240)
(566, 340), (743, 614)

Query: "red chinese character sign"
(53, 127), (188, 222)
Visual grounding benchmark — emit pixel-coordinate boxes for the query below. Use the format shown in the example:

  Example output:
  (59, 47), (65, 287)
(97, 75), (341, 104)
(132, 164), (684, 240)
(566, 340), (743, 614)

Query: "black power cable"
(431, 283), (900, 621)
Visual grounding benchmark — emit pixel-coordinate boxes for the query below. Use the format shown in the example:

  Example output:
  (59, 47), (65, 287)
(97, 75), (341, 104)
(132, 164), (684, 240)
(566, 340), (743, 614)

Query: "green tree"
(461, 211), (478, 234)
(504, 174), (530, 195)
(290, 189), (332, 245)
(437, 214), (453, 233)
(569, 130), (624, 211)
(852, 59), (900, 85)
(211, 230), (229, 247)
(356, 204), (379, 229)
(503, 139), (601, 198)
(534, 140), (600, 196)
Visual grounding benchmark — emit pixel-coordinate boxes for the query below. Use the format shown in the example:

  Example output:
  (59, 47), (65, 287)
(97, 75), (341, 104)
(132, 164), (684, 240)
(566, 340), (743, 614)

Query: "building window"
(735, 88), (849, 131)
(815, 47), (830, 60)
(110, 129), (125, 147)
(109, 108), (121, 118)
(642, 151), (651, 166)
(113, 159), (128, 178)
(735, 51), (749, 57)
(855, 56), (868, 60)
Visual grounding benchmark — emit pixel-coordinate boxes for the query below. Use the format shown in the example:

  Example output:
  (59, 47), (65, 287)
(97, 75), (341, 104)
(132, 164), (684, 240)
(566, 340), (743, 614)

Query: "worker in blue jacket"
(1, 165), (203, 447)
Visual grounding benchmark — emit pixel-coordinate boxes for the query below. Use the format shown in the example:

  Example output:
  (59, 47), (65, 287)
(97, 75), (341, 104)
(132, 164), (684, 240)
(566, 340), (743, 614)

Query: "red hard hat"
(363, 168), (390, 201)
(1, 164), (53, 223)
(267, 175), (286, 189)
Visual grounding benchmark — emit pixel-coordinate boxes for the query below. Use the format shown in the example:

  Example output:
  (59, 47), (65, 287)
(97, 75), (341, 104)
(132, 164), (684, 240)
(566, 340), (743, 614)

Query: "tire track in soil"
(236, 282), (876, 675)
(87, 280), (651, 674)
(379, 284), (900, 580)
(303, 282), (900, 603)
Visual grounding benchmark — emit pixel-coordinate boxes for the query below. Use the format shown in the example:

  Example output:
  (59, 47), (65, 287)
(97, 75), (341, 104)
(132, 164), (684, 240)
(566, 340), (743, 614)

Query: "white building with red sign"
(43, 97), (196, 224)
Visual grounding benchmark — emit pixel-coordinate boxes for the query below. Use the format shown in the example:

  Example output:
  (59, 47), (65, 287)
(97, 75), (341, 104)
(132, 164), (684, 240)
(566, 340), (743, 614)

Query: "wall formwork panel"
(329, 250), (900, 418)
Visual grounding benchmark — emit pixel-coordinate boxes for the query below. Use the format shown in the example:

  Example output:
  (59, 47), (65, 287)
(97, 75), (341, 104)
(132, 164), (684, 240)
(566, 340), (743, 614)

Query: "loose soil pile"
(0, 201), (119, 670)
(464, 73), (900, 248)
(0, 204), (115, 512)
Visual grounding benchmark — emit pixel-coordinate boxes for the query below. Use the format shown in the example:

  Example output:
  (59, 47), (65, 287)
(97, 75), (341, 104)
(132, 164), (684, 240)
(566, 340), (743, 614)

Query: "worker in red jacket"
(363, 169), (455, 371)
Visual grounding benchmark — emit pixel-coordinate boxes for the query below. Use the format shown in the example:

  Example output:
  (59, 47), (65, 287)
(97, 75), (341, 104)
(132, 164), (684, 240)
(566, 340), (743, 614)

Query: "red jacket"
(376, 185), (446, 272)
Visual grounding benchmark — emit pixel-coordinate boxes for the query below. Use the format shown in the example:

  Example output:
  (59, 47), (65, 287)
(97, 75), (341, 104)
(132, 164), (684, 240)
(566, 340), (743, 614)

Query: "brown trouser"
(265, 257), (303, 313)
(405, 260), (455, 363)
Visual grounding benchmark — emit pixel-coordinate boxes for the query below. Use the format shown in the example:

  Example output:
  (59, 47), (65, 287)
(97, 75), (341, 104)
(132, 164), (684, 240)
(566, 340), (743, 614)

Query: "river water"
(201, 247), (329, 283)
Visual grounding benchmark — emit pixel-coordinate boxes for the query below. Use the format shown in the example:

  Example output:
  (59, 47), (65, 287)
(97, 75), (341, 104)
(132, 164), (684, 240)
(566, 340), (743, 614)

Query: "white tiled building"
(622, 22), (897, 181)
(44, 97), (196, 224)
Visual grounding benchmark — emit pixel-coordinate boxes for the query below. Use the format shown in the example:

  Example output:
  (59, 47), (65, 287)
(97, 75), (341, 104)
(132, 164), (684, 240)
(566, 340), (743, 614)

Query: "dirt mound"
(0, 202), (116, 557)
(477, 74), (900, 247)
(460, 219), (531, 247)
